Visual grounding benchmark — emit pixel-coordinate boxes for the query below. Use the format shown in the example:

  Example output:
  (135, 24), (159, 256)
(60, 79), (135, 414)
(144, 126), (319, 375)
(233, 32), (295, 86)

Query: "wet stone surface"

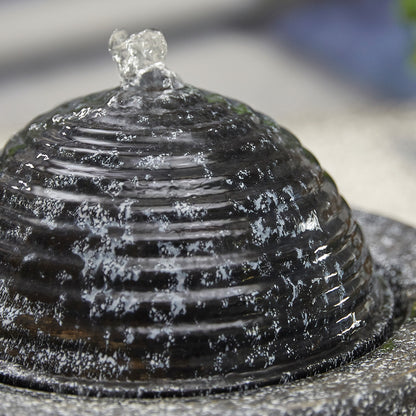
(0, 76), (395, 395)
(0, 212), (413, 415)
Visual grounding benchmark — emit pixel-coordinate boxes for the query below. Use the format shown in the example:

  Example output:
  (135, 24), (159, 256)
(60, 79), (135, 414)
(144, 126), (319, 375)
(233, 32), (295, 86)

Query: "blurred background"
(0, 0), (415, 226)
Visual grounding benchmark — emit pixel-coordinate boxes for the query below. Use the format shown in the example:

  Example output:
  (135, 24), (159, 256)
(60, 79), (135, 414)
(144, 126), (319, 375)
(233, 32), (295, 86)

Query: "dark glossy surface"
(0, 212), (411, 415)
(0, 83), (394, 396)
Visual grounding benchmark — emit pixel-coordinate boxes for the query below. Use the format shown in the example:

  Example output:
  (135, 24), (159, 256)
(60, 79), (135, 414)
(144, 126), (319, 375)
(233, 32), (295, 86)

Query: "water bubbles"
(109, 29), (181, 89)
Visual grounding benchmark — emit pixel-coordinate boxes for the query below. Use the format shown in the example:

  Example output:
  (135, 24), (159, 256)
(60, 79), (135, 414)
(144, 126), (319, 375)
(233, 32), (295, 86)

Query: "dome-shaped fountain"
(0, 29), (394, 397)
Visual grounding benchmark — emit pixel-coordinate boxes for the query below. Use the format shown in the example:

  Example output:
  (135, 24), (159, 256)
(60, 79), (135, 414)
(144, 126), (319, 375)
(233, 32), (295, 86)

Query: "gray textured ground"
(0, 211), (414, 415)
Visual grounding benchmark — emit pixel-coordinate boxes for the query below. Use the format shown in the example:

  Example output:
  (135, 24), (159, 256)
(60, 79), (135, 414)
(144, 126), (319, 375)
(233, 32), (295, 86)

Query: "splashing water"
(109, 29), (182, 90)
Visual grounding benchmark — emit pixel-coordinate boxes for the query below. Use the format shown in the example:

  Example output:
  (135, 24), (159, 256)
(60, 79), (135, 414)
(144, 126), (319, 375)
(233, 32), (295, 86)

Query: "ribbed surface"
(0, 84), (393, 395)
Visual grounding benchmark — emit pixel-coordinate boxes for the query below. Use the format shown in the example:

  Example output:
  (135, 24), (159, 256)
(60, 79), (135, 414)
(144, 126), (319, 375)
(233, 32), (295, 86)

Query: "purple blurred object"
(272, 0), (416, 99)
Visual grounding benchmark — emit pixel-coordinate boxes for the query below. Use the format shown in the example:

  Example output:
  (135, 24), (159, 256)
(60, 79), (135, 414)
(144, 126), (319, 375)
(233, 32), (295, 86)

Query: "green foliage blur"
(401, 0), (416, 21)
(401, 0), (416, 65)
